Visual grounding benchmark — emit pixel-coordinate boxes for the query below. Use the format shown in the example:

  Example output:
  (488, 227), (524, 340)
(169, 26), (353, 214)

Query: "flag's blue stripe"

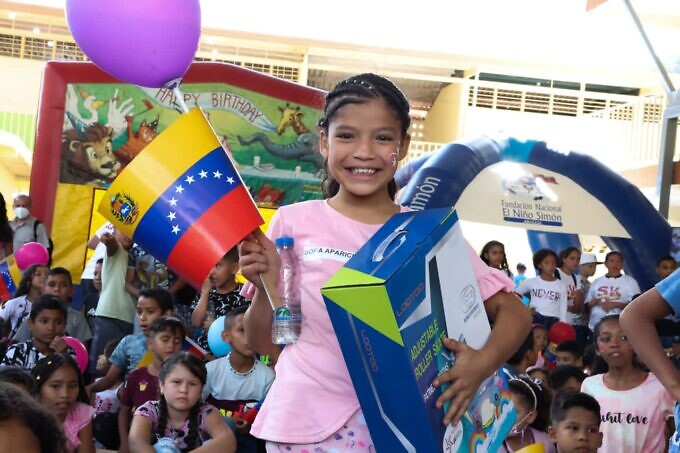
(0, 261), (16, 294)
(135, 147), (242, 262)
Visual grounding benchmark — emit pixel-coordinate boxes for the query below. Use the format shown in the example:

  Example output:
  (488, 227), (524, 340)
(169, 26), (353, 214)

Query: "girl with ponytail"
(128, 352), (236, 452)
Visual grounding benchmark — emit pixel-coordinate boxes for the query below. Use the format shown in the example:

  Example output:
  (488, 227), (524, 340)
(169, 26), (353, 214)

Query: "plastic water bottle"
(271, 237), (301, 344)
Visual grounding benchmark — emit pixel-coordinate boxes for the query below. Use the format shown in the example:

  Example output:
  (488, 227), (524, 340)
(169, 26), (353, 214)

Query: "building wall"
(423, 83), (465, 143)
(0, 56), (45, 114)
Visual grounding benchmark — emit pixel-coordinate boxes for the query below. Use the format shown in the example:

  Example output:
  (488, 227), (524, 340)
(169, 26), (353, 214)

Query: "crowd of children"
(485, 236), (680, 452)
(2, 72), (680, 452)
(0, 241), (261, 452)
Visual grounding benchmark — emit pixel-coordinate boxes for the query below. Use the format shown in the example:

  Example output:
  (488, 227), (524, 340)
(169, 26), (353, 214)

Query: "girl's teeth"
(352, 168), (376, 175)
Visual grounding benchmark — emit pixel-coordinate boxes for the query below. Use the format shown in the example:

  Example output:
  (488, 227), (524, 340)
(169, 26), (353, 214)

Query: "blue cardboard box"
(321, 208), (515, 452)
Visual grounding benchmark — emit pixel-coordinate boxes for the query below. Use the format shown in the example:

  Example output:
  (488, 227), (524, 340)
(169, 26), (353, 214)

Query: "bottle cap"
(275, 237), (294, 248)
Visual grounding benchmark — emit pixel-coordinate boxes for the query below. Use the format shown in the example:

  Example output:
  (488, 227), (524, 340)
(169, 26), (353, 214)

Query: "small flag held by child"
(0, 255), (21, 302)
(98, 108), (263, 288)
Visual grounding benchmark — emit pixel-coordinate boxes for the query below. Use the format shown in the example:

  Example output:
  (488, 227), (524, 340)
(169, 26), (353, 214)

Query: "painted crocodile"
(237, 132), (324, 171)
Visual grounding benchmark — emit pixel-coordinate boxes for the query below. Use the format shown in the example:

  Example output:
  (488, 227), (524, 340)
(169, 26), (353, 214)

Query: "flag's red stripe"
(0, 280), (10, 301)
(167, 187), (263, 288)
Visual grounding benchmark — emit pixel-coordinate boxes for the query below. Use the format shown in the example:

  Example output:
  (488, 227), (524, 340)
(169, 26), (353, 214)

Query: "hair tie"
(510, 377), (538, 411)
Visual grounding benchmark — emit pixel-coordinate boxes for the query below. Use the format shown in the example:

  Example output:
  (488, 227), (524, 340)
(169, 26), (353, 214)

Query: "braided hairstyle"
(157, 352), (207, 450)
(32, 353), (88, 404)
(317, 73), (411, 200)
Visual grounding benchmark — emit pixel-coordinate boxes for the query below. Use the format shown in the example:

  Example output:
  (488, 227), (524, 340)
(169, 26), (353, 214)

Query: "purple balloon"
(66, 0), (201, 88)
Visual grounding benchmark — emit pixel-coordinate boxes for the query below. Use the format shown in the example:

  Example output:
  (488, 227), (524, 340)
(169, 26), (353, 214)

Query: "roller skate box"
(321, 208), (516, 452)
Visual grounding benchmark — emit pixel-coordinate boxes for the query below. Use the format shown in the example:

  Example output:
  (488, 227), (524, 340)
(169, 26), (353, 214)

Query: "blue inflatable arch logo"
(396, 137), (671, 291)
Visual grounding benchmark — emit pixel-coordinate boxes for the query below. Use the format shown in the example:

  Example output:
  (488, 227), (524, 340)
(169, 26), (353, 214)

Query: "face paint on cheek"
(389, 152), (398, 168)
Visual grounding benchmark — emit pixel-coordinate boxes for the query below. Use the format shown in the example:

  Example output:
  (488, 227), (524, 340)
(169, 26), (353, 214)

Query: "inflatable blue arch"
(396, 137), (672, 291)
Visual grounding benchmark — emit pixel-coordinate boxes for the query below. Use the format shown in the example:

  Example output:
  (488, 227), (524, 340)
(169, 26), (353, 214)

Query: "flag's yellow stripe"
(7, 255), (21, 284)
(100, 108), (221, 237)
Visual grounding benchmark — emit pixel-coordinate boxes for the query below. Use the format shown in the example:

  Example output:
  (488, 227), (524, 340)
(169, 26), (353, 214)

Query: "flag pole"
(164, 77), (277, 310)
(259, 274), (278, 311)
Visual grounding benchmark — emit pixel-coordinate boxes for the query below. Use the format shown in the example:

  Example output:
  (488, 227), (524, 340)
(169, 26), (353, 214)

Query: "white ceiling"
(8, 0), (680, 89)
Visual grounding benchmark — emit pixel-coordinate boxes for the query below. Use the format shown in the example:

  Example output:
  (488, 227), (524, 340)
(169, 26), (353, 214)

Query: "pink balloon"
(65, 0), (201, 88)
(64, 336), (88, 372)
(14, 242), (49, 270)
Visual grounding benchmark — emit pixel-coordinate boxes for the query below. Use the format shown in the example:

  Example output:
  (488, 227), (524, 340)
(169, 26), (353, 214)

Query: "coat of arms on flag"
(98, 108), (263, 288)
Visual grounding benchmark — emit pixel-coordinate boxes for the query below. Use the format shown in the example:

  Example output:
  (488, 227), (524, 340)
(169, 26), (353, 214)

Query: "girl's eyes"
(598, 334), (628, 343)
(333, 133), (395, 142)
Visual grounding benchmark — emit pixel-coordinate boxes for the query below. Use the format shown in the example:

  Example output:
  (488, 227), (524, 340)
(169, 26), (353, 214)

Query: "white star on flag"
(226, 176), (235, 184)
(175, 185), (184, 194)
(213, 170), (222, 179)
(199, 170), (208, 178)
(169, 197), (178, 207)
(167, 212), (176, 221)
(185, 175), (195, 184)
(171, 225), (181, 235)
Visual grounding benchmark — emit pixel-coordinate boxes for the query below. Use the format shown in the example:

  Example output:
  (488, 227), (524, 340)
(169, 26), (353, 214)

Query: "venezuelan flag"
(0, 255), (21, 302)
(98, 108), (263, 289)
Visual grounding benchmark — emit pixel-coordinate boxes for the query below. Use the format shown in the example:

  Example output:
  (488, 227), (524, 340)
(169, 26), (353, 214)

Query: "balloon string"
(172, 85), (190, 113)
(164, 77), (189, 113)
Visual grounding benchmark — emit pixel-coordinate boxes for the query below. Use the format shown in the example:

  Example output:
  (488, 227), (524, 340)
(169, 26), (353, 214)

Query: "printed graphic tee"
(581, 372), (673, 453)
(516, 276), (568, 321)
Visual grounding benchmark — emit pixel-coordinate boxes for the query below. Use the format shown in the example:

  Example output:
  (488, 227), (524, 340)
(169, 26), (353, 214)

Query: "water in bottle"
(272, 236), (301, 344)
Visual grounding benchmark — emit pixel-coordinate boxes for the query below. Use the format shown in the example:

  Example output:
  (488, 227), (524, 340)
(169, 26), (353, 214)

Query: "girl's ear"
(397, 133), (411, 161)
(547, 425), (557, 443)
(319, 130), (329, 159)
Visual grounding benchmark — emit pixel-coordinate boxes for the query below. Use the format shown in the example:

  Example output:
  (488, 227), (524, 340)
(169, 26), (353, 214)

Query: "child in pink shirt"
(581, 315), (673, 452)
(239, 73), (531, 450)
(32, 353), (95, 453)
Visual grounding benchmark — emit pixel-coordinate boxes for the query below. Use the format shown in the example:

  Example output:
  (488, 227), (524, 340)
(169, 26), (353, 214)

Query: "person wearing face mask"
(500, 375), (555, 452)
(9, 194), (50, 254)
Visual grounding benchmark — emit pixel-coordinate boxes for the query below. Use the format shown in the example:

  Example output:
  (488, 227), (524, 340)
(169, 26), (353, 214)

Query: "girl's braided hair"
(157, 352), (207, 450)
(317, 73), (411, 200)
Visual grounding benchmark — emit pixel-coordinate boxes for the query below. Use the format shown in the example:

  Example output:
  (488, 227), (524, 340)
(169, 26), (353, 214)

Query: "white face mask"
(508, 411), (533, 436)
(13, 206), (29, 220)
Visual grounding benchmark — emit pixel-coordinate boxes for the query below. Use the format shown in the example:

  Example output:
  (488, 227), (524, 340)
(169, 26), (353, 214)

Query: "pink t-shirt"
(244, 200), (513, 444)
(63, 402), (96, 451)
(581, 372), (674, 453)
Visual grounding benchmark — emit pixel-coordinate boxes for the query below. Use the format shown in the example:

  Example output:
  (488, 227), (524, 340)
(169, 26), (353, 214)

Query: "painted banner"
(60, 82), (324, 206)
(32, 62), (326, 285)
